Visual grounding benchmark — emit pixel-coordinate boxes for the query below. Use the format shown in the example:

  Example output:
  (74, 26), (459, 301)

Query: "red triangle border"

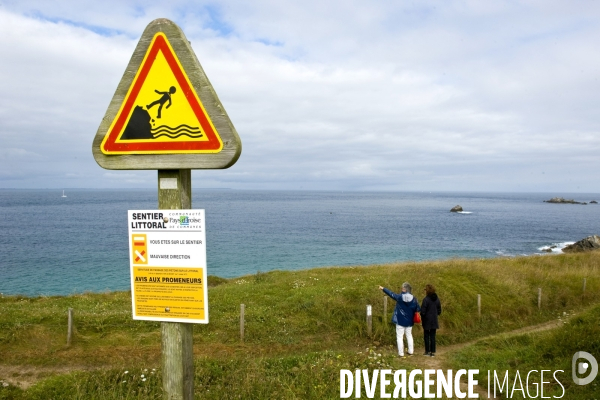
(101, 34), (222, 154)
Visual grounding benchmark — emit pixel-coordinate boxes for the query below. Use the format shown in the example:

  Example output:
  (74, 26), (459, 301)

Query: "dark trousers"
(424, 329), (437, 353)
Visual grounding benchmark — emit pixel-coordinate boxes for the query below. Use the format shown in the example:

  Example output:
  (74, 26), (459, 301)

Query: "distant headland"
(543, 197), (598, 205)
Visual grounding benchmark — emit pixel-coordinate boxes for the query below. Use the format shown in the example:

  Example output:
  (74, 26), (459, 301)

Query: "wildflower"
(142, 378), (147, 382)
(141, 374), (145, 378)
(124, 371), (129, 374)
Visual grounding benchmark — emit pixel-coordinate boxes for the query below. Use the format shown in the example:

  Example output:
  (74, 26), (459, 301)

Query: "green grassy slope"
(447, 304), (600, 400)
(0, 253), (598, 399)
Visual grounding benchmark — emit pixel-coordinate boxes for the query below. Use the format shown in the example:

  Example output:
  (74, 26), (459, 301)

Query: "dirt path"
(405, 319), (562, 399)
(0, 365), (99, 389)
(0, 319), (564, 394)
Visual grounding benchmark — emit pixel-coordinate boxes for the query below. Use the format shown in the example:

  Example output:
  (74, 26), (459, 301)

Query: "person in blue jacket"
(378, 282), (420, 357)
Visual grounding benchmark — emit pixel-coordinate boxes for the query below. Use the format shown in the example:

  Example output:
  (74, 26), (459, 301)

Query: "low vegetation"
(448, 303), (600, 399)
(1, 252), (598, 399)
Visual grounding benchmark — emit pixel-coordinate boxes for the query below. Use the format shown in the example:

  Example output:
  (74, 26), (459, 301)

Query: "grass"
(447, 303), (600, 399)
(0, 252), (599, 399)
(1, 350), (405, 400)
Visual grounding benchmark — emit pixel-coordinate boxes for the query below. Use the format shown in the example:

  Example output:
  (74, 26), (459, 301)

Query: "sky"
(0, 1), (599, 192)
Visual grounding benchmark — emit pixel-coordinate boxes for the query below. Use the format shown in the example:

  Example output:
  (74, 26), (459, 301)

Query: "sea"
(1, 189), (599, 296)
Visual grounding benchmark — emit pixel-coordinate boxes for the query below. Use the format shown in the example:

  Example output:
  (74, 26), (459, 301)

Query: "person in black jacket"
(420, 284), (441, 357)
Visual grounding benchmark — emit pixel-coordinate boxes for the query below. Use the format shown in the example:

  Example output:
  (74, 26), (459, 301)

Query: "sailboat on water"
(62, 190), (67, 198)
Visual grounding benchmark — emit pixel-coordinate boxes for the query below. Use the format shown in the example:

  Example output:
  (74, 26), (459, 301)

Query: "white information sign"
(127, 209), (208, 324)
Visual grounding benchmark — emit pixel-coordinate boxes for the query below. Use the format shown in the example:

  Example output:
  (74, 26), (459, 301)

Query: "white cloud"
(0, 2), (599, 191)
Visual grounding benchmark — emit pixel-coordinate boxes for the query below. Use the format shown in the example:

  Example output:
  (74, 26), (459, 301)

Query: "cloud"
(0, 2), (599, 191)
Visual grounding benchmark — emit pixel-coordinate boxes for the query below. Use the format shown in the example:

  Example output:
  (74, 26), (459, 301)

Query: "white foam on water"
(537, 241), (575, 254)
(456, 211), (472, 214)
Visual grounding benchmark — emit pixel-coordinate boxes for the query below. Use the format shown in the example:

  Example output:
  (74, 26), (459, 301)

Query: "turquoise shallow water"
(1, 189), (599, 296)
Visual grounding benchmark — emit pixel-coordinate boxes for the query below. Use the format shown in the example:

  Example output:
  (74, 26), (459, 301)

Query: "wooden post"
(67, 308), (73, 346)
(240, 304), (245, 342)
(383, 296), (388, 322)
(159, 169), (194, 400)
(477, 294), (481, 318)
(366, 305), (372, 337)
(582, 278), (586, 302)
(538, 288), (542, 310)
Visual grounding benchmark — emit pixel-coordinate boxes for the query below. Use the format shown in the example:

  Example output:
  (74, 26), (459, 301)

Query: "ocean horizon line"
(1, 187), (600, 196)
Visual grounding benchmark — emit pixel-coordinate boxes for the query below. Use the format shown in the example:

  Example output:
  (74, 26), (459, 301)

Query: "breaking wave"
(537, 241), (575, 254)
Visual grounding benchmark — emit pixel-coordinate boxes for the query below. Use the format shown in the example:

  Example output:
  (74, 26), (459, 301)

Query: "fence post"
(582, 278), (586, 302)
(477, 294), (481, 318)
(538, 288), (542, 310)
(67, 308), (73, 346)
(366, 305), (372, 337)
(383, 296), (388, 322)
(240, 304), (245, 342)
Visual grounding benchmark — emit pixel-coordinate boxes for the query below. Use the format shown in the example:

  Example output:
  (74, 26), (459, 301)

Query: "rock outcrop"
(543, 197), (587, 205)
(590, 200), (598, 204)
(450, 205), (463, 212)
(120, 106), (154, 140)
(542, 245), (557, 253)
(562, 235), (600, 253)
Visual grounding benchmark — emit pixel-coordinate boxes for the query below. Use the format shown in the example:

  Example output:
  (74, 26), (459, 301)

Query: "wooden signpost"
(93, 19), (241, 400)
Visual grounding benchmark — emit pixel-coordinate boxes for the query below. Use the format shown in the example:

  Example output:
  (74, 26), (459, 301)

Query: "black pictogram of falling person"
(146, 86), (176, 118)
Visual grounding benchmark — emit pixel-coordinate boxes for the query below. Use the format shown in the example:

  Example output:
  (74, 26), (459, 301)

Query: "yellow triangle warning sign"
(92, 19), (241, 170)
(101, 32), (222, 154)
